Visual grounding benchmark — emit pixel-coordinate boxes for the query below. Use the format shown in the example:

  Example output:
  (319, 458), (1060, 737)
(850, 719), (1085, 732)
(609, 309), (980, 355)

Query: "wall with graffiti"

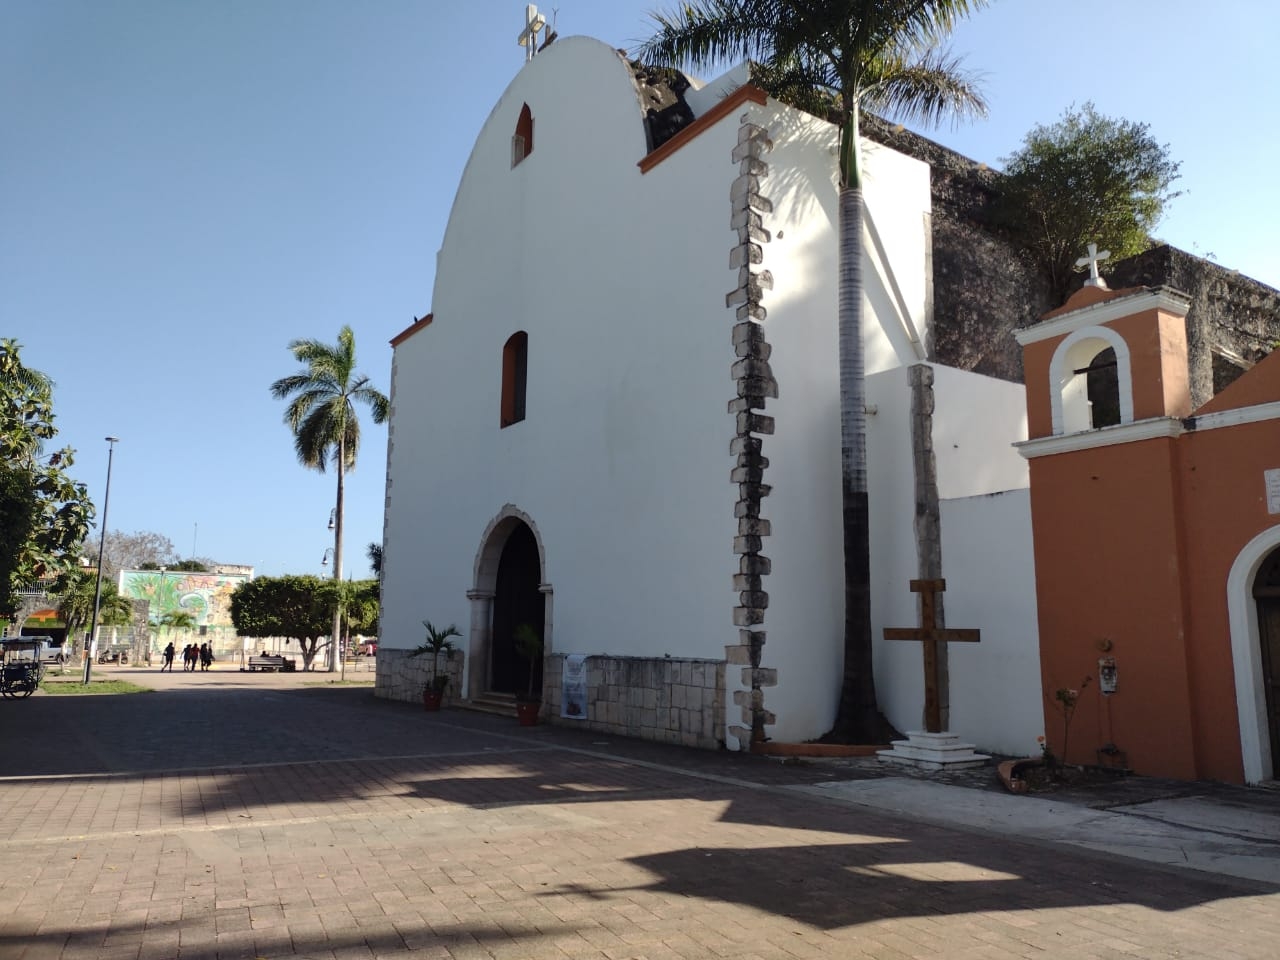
(118, 570), (250, 627)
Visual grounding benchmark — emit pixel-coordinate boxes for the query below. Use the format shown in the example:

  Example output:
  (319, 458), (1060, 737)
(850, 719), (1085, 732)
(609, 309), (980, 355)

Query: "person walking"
(162, 642), (175, 672)
(199, 642), (212, 671)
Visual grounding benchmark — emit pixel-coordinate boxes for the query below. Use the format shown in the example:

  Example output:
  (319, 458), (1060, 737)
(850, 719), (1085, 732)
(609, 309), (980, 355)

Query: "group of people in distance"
(160, 641), (214, 672)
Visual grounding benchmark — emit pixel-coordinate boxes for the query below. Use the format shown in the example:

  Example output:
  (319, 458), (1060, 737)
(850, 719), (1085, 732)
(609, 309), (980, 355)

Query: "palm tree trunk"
(828, 102), (884, 742)
(830, 182), (881, 740)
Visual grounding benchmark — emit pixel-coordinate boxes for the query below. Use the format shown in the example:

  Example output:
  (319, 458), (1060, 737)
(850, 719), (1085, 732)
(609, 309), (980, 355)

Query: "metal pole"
(83, 437), (119, 685)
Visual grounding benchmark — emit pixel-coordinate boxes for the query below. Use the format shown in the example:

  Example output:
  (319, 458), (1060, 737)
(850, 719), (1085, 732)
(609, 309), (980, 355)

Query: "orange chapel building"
(1017, 279), (1280, 784)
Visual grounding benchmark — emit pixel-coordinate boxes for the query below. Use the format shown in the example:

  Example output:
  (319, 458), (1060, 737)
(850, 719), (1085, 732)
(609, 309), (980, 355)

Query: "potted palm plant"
(513, 622), (543, 725)
(410, 621), (461, 711)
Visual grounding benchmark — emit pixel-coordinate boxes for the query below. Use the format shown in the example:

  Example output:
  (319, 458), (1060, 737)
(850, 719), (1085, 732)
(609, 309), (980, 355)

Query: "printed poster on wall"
(1266, 469), (1280, 515)
(562, 654), (587, 720)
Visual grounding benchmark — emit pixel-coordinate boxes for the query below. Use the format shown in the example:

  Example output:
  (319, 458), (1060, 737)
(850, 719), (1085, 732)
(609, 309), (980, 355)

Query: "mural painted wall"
(118, 570), (251, 626)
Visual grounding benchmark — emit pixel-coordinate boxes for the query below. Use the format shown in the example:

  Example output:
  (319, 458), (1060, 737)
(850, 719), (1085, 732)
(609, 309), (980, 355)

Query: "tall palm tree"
(638, 0), (988, 741)
(270, 326), (389, 671)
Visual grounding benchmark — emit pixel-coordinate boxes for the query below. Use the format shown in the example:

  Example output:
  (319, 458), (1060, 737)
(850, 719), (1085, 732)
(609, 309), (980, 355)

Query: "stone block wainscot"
(375, 650), (725, 748)
(375, 649), (465, 707)
(544, 654), (726, 749)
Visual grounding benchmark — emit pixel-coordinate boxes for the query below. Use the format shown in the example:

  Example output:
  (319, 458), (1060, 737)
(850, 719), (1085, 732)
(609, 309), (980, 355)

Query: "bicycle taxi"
(1, 637), (43, 698)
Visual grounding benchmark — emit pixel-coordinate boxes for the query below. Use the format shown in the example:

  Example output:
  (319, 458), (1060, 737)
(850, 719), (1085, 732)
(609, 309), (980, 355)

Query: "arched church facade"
(376, 35), (1043, 757)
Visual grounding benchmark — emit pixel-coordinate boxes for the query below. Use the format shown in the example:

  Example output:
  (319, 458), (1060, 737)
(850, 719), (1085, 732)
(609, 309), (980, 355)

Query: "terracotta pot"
(422, 689), (443, 712)
(515, 700), (541, 726)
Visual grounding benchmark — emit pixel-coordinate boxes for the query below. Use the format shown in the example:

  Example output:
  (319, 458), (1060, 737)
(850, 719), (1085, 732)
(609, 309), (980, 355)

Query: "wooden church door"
(490, 522), (544, 696)
(1252, 547), (1280, 777)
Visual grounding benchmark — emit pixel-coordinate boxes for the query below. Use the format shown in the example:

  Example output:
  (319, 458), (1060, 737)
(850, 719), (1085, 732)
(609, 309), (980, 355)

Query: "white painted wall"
(385, 38), (738, 670)
(860, 364), (1040, 752)
(938, 489), (1042, 756)
(931, 364), (1029, 499)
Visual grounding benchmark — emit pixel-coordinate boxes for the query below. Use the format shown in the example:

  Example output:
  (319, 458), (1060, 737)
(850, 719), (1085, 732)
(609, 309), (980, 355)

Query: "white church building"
(377, 34), (1043, 757)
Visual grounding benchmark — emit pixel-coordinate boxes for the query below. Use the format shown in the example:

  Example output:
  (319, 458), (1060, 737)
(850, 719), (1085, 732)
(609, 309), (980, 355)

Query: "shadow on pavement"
(1, 680), (1273, 953)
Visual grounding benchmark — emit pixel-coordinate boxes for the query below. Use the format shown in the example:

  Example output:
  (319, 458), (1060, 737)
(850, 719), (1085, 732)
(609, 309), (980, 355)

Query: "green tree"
(168, 559), (211, 572)
(54, 571), (134, 656)
(0, 340), (94, 616)
(0, 467), (38, 612)
(230, 575), (334, 670)
(638, 0), (987, 741)
(269, 327), (388, 671)
(317, 578), (379, 664)
(157, 611), (197, 631)
(994, 102), (1182, 301)
(97, 588), (136, 631)
(152, 610), (197, 658)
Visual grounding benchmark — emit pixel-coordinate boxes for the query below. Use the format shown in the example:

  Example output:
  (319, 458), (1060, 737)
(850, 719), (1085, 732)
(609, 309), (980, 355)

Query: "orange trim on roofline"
(638, 85), (768, 174)
(390, 313), (433, 348)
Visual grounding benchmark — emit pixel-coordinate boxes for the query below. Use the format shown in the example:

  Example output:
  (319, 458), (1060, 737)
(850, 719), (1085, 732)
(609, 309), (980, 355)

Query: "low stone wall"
(374, 648), (464, 707)
(543, 654), (725, 749)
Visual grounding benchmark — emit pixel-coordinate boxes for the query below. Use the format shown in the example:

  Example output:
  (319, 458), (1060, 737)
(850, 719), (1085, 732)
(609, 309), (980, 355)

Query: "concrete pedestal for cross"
(877, 730), (991, 770)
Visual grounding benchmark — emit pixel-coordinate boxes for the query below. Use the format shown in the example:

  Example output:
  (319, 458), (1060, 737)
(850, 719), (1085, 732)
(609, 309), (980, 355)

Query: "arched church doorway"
(1252, 546), (1280, 776)
(490, 521), (544, 696)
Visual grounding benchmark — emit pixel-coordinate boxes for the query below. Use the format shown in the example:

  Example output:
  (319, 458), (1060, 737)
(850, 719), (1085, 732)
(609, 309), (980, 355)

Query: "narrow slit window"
(501, 332), (528, 427)
(512, 103), (534, 166)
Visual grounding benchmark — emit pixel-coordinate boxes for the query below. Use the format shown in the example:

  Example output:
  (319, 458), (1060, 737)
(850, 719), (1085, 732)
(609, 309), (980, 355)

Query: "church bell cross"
(1075, 242), (1111, 289)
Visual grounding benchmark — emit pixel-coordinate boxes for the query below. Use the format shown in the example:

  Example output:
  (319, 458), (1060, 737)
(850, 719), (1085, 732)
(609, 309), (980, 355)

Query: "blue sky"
(5, 1), (1277, 578)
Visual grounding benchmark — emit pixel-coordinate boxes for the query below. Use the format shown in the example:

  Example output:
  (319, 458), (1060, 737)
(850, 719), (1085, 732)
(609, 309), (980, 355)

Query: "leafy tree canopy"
(155, 611), (197, 631)
(168, 559), (211, 572)
(994, 102), (1182, 301)
(0, 339), (94, 616)
(53, 569), (135, 651)
(137, 557), (213, 573)
(320, 578), (379, 636)
(231, 575), (352, 670)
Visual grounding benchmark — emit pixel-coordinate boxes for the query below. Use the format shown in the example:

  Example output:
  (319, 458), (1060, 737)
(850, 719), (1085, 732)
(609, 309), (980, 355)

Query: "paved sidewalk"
(0, 671), (1276, 959)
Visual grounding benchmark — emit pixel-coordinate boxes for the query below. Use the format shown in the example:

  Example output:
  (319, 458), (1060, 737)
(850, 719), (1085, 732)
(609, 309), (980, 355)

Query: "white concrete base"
(877, 730), (991, 770)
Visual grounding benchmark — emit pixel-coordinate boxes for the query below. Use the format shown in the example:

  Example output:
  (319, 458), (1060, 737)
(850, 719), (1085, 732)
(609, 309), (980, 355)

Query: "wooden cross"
(1075, 242), (1111, 288)
(884, 579), (980, 734)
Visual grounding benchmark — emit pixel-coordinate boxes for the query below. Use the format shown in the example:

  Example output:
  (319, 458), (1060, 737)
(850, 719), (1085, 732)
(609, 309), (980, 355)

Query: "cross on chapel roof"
(1076, 242), (1111, 289)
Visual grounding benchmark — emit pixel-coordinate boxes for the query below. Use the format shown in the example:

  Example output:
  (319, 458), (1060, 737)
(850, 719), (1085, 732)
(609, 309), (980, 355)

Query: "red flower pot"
(515, 700), (541, 726)
(422, 689), (443, 712)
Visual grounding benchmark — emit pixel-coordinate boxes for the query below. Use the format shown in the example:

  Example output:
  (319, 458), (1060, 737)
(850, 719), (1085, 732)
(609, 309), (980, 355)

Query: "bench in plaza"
(247, 655), (296, 672)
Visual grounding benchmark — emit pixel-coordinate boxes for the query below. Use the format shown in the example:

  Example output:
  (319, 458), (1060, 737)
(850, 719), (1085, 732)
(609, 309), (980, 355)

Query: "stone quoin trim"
(724, 116), (777, 748)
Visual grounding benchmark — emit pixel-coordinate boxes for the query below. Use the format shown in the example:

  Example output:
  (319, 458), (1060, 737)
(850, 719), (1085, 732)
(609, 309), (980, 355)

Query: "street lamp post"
(83, 437), (119, 685)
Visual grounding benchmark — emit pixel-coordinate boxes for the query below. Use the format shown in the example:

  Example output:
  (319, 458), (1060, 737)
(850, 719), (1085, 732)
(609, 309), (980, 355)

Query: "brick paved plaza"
(0, 669), (1276, 959)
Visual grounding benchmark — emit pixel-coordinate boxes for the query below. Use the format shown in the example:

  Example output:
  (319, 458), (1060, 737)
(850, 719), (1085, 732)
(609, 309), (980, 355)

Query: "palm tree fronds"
(861, 48), (988, 129)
